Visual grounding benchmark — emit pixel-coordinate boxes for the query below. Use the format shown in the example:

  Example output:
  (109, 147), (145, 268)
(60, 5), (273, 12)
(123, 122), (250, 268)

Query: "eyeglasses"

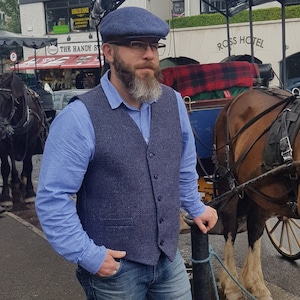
(108, 40), (166, 56)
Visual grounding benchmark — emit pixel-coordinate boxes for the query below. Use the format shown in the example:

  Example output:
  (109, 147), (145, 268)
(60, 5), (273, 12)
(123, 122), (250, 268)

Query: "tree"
(0, 0), (21, 33)
(0, 0), (23, 69)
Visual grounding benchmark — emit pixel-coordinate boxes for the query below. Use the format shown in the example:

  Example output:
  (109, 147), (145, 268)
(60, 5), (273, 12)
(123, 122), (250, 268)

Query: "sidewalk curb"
(5, 211), (46, 239)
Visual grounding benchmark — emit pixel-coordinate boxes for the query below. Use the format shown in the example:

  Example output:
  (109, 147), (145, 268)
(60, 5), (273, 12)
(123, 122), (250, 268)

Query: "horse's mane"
(0, 73), (13, 88)
(0, 72), (25, 98)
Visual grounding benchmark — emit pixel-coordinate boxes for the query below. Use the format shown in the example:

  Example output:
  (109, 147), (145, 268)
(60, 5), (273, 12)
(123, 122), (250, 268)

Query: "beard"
(112, 51), (162, 103)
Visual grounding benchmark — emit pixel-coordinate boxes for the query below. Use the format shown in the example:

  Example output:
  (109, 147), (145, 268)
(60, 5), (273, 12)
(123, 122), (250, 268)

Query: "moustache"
(136, 64), (157, 70)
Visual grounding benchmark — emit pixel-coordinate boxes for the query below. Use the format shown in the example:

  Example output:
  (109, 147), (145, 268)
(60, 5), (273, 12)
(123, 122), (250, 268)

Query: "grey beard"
(112, 50), (162, 103)
(129, 76), (162, 103)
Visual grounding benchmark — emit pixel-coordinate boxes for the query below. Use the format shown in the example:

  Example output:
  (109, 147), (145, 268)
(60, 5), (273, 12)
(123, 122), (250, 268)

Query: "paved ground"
(0, 212), (85, 300)
(179, 230), (300, 300)
(1, 209), (299, 300)
(0, 155), (299, 299)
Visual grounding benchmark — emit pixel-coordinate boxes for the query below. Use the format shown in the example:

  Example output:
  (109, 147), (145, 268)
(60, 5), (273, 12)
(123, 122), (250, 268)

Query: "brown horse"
(0, 73), (47, 210)
(213, 87), (300, 300)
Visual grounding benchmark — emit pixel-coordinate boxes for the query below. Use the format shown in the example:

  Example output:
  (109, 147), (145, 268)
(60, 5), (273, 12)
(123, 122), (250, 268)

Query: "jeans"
(76, 249), (192, 300)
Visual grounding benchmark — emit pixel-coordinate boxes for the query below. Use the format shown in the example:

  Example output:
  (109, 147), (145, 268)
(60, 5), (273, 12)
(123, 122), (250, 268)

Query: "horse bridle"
(0, 87), (17, 136)
(0, 88), (30, 135)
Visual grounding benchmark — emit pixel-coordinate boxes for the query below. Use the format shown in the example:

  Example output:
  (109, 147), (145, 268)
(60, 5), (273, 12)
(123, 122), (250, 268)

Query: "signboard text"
(217, 36), (264, 50)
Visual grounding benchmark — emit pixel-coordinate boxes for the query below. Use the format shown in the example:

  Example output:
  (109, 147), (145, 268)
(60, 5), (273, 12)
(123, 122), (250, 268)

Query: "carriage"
(161, 61), (300, 299)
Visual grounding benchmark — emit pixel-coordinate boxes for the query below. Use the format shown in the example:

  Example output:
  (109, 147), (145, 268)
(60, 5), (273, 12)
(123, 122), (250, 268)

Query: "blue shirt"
(36, 70), (205, 274)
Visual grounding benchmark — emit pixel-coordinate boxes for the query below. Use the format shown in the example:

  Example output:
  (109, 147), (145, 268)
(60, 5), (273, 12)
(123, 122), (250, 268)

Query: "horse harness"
(263, 96), (300, 168)
(0, 87), (16, 135)
(213, 89), (300, 216)
(0, 86), (43, 137)
(262, 94), (300, 215)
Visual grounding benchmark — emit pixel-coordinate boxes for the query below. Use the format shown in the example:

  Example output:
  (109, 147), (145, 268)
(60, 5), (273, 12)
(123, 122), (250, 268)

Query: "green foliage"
(169, 5), (300, 29)
(0, 0), (21, 33)
(0, 0), (23, 64)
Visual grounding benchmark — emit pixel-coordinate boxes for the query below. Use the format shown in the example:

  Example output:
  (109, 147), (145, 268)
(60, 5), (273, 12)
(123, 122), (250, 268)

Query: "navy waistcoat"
(76, 84), (182, 265)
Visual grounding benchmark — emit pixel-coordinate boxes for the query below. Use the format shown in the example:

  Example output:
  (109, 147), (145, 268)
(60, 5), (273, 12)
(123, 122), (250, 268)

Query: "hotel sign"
(217, 35), (264, 50)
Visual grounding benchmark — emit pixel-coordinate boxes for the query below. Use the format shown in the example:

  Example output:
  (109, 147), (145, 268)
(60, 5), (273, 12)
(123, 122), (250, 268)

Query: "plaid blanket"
(161, 62), (260, 97)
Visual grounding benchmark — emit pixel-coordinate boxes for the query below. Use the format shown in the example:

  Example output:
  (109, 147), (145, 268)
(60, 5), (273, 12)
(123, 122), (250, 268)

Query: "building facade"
(17, 0), (175, 89)
(15, 0), (300, 89)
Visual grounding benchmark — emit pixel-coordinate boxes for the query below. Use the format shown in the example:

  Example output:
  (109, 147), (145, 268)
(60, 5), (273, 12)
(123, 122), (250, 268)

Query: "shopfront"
(12, 54), (103, 90)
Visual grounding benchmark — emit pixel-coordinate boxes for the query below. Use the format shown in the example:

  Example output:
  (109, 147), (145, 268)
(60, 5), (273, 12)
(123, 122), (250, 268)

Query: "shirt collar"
(100, 70), (123, 109)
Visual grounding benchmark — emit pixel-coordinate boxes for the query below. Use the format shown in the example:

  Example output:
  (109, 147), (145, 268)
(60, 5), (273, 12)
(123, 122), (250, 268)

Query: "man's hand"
(96, 249), (126, 277)
(193, 206), (218, 234)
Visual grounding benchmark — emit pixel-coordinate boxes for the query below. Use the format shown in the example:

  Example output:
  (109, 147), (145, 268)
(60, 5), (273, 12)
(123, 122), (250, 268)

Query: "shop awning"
(12, 54), (102, 70)
(63, 54), (102, 69)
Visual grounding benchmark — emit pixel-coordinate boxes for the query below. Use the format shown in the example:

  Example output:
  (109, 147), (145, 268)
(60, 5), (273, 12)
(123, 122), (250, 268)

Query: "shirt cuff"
(182, 199), (206, 219)
(78, 242), (107, 274)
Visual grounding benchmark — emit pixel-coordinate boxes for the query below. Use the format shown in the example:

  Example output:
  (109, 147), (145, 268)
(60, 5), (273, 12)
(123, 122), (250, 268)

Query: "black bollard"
(184, 213), (211, 300)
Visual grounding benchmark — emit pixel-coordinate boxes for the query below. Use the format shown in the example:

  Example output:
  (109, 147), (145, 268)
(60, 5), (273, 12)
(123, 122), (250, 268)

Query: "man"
(75, 70), (85, 89)
(36, 6), (218, 300)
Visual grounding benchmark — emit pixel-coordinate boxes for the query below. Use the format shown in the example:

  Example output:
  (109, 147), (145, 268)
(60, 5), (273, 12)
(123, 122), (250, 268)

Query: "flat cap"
(100, 6), (170, 43)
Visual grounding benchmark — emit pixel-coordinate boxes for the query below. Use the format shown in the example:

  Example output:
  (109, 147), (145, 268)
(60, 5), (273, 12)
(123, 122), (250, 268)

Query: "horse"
(0, 72), (47, 210)
(212, 86), (300, 300)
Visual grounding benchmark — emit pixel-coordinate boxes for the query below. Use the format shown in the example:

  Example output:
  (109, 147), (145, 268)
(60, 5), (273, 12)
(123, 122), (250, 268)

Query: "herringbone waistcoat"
(76, 84), (182, 265)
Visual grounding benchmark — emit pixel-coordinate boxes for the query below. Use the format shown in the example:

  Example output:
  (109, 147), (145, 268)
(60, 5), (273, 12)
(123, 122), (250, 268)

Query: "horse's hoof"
(225, 292), (244, 300)
(251, 294), (273, 300)
(0, 200), (13, 209)
(0, 206), (6, 214)
(24, 197), (35, 204)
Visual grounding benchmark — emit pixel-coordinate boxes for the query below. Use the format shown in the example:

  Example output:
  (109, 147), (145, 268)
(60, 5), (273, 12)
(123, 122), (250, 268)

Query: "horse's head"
(0, 73), (25, 140)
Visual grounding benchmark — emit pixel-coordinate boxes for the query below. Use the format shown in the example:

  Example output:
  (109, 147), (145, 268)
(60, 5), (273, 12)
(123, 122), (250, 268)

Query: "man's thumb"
(108, 249), (126, 258)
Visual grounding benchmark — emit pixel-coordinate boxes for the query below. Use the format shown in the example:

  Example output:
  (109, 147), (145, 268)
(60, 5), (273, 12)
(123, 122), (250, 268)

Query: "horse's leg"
(220, 196), (243, 300)
(9, 154), (20, 188)
(21, 153), (35, 204)
(0, 153), (13, 209)
(241, 204), (272, 300)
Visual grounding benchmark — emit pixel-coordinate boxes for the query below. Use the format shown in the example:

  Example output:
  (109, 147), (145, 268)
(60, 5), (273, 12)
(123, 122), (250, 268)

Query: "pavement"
(0, 212), (85, 300)
(1, 211), (299, 300)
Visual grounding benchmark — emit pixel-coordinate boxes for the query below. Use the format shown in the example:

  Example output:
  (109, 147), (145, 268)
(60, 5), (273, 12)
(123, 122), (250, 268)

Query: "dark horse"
(0, 73), (47, 210)
(213, 87), (300, 300)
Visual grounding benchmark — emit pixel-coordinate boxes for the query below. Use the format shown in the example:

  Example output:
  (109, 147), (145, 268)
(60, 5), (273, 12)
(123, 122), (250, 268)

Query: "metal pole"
(191, 225), (211, 300)
(184, 213), (212, 300)
(226, 14), (231, 58)
(281, 1), (287, 89)
(225, 2), (231, 59)
(249, 0), (254, 63)
(34, 48), (38, 83)
(1, 45), (3, 73)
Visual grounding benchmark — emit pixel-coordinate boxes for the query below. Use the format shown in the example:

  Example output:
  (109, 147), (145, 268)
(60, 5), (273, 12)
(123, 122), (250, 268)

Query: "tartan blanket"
(161, 62), (260, 97)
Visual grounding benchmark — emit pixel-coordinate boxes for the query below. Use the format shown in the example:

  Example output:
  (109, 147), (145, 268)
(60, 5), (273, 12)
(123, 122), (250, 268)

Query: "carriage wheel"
(265, 216), (300, 260)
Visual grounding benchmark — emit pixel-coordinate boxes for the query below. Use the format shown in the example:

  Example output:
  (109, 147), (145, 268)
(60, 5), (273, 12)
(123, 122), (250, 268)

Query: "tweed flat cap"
(100, 7), (170, 42)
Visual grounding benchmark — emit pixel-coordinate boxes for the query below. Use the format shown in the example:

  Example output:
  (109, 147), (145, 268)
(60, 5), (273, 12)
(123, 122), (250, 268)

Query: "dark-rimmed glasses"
(108, 40), (166, 56)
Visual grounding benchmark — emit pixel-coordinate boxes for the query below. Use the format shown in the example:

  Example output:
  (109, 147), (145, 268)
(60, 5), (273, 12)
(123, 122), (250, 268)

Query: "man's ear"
(102, 44), (114, 63)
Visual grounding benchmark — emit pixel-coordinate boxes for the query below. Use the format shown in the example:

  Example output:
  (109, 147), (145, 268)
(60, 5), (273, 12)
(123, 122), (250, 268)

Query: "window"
(172, 0), (185, 17)
(200, 0), (227, 14)
(45, 0), (91, 34)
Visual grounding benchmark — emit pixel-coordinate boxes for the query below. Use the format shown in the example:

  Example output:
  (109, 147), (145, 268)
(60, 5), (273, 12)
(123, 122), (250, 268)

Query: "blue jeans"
(76, 249), (192, 300)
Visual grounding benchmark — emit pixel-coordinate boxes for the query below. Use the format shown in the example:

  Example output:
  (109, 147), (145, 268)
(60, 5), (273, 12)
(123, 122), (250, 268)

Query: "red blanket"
(161, 62), (260, 97)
